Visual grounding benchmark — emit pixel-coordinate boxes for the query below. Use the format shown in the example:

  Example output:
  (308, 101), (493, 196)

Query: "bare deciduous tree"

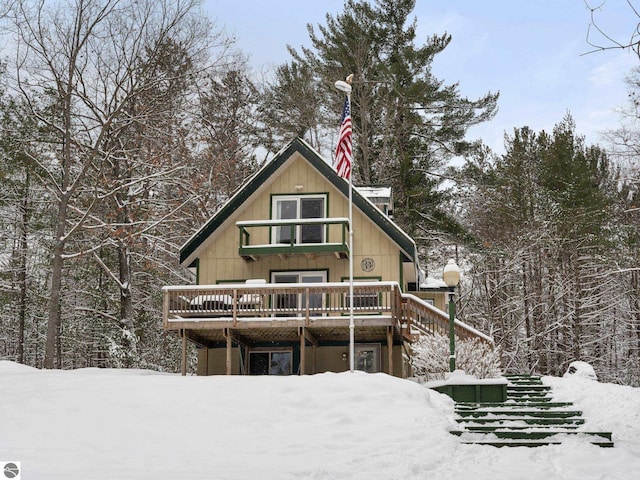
(5, 0), (214, 368)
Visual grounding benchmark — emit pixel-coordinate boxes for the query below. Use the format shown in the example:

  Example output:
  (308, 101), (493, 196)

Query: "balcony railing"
(162, 281), (492, 345)
(236, 218), (349, 261)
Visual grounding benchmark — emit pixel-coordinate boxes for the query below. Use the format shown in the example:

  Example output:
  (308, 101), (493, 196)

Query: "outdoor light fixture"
(334, 76), (353, 94)
(443, 259), (460, 372)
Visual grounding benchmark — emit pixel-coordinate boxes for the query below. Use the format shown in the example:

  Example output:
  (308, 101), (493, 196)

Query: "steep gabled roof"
(180, 137), (417, 267)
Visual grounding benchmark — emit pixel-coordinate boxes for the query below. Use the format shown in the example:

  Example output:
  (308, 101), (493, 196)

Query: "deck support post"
(387, 326), (393, 375)
(225, 328), (232, 375)
(181, 329), (187, 376)
(300, 327), (318, 375)
(204, 346), (209, 376)
(299, 327), (306, 375)
(313, 343), (318, 374)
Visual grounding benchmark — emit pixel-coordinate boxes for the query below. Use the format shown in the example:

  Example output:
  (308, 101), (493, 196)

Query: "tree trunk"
(118, 241), (137, 366)
(44, 234), (64, 369)
(17, 171), (30, 364)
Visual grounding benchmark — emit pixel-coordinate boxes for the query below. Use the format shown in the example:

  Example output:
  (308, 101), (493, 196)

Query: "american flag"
(334, 95), (352, 180)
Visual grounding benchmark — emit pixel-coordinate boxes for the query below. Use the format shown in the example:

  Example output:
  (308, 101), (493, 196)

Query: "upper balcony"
(236, 218), (350, 261)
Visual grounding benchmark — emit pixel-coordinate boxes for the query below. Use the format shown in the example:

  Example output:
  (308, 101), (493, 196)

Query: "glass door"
(355, 344), (380, 373)
(301, 274), (324, 314)
(272, 274), (298, 314)
(272, 271), (327, 315)
(248, 351), (292, 375)
(272, 195), (326, 245)
(300, 197), (324, 243)
(274, 199), (297, 244)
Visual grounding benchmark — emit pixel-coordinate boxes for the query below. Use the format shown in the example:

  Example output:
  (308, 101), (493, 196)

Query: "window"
(272, 195), (326, 244)
(249, 350), (292, 375)
(342, 277), (381, 311)
(272, 271), (327, 316)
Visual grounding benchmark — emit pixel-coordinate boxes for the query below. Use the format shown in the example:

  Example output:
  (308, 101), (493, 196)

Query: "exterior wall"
(197, 153), (407, 287)
(197, 343), (407, 377)
(413, 291), (448, 312)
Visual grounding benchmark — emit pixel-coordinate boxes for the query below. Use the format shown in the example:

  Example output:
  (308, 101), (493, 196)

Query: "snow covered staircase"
(450, 374), (614, 447)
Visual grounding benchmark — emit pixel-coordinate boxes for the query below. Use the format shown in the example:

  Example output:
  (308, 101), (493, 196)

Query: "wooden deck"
(162, 281), (492, 348)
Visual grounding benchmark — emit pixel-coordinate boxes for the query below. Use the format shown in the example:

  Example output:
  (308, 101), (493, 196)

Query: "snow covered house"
(162, 138), (490, 376)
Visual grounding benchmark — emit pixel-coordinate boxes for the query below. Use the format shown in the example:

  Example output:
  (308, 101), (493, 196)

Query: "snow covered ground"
(1, 360), (639, 480)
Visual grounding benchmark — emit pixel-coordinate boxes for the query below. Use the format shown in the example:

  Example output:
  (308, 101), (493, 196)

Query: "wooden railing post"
(305, 287), (310, 326)
(232, 289), (238, 327)
(181, 329), (187, 376)
(162, 288), (169, 328)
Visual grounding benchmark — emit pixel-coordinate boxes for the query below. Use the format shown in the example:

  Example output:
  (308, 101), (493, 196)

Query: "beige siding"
(197, 344), (406, 376)
(197, 152), (406, 286)
(413, 291), (448, 312)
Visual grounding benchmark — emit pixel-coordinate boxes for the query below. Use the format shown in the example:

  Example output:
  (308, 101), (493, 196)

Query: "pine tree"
(266, 0), (498, 248)
(462, 116), (620, 378)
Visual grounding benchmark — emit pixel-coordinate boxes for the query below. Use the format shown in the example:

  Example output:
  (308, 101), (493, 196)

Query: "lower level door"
(248, 351), (292, 375)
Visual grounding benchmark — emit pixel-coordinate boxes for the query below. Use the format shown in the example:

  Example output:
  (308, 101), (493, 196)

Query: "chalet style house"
(162, 138), (491, 376)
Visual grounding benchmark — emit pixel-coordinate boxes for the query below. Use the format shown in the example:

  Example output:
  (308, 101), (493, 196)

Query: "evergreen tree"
(265, 0), (498, 249)
(463, 117), (622, 379)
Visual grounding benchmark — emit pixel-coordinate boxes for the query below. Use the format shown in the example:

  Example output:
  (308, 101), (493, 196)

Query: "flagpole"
(334, 75), (355, 372)
(347, 98), (354, 373)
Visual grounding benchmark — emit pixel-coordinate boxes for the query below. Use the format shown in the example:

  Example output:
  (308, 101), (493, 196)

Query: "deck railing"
(162, 282), (492, 344)
(400, 293), (493, 344)
(236, 218), (350, 260)
(164, 281), (396, 324)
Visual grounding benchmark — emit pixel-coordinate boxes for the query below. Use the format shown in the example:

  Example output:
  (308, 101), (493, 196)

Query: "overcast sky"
(204, 0), (638, 155)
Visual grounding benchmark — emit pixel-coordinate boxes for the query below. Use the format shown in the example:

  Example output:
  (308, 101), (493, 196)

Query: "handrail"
(162, 282), (493, 345)
(400, 293), (494, 345)
(236, 218), (349, 258)
(163, 281), (396, 327)
(236, 218), (349, 227)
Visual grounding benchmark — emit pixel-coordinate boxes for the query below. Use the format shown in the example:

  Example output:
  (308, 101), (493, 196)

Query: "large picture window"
(272, 195), (326, 244)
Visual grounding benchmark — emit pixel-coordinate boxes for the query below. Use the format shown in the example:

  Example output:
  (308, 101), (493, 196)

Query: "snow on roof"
(420, 276), (447, 289)
(355, 186), (392, 201)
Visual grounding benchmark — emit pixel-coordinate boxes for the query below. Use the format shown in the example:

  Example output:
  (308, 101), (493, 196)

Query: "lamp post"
(443, 259), (460, 372)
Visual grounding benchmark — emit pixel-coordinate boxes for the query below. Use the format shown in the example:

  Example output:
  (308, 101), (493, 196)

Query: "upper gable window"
(271, 194), (327, 244)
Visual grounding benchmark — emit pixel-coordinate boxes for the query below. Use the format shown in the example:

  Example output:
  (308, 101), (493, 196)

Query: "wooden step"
(459, 439), (614, 448)
(504, 374), (541, 380)
(450, 430), (613, 441)
(507, 384), (551, 392)
(500, 396), (555, 403)
(456, 417), (585, 426)
(506, 378), (543, 385)
(452, 373), (613, 448)
(506, 390), (551, 398)
(456, 409), (583, 419)
(456, 401), (574, 410)
(463, 424), (580, 432)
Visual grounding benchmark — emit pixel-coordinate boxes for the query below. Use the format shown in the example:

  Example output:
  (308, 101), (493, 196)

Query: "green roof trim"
(179, 138), (418, 266)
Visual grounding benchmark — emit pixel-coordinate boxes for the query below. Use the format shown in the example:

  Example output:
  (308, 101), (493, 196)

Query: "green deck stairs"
(449, 374), (614, 447)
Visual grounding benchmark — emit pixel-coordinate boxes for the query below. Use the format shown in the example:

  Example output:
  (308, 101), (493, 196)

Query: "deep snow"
(1, 361), (639, 479)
